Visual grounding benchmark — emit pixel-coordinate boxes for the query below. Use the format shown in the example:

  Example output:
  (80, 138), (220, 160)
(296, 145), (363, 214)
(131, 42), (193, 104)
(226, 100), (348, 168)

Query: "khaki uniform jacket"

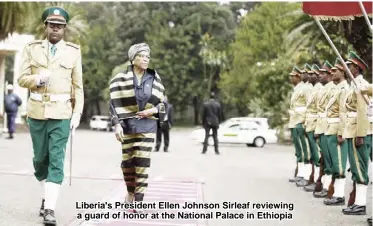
(325, 80), (349, 135)
(342, 75), (369, 138)
(314, 81), (335, 135)
(18, 39), (84, 120)
(361, 84), (373, 135)
(288, 82), (308, 128)
(305, 82), (323, 132)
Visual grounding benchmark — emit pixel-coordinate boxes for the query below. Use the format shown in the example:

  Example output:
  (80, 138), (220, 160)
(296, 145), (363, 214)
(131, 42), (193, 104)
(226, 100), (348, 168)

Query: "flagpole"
(314, 18), (368, 104)
(358, 1), (373, 33)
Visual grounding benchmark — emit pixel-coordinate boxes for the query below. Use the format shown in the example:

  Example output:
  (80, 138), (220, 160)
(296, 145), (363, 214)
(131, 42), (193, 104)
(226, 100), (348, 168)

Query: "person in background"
(202, 92), (222, 155)
(4, 84), (22, 139)
(154, 95), (173, 152)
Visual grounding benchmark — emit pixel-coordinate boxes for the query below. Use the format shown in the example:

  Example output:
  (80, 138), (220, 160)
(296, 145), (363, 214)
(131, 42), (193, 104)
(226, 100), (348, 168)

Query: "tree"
(0, 2), (36, 40)
(219, 2), (301, 127)
(145, 2), (236, 124)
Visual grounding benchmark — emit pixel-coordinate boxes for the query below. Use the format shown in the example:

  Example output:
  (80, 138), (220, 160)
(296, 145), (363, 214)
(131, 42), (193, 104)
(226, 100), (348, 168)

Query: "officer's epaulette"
(27, 40), (43, 46)
(66, 42), (80, 49)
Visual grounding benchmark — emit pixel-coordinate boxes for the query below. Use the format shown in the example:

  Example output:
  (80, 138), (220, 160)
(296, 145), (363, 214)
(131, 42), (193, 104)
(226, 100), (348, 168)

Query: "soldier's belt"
(30, 93), (71, 102)
(294, 107), (307, 113)
(306, 113), (318, 118)
(326, 118), (340, 123)
(347, 112), (357, 118)
(318, 113), (327, 118)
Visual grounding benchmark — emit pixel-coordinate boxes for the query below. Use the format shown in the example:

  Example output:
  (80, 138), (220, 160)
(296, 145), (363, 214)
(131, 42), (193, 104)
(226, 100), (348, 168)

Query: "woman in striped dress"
(109, 43), (166, 207)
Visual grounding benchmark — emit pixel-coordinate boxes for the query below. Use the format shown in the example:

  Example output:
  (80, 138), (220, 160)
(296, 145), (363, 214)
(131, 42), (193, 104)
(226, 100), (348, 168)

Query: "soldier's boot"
(347, 182), (356, 207)
(342, 204), (366, 215)
(43, 182), (60, 225)
(314, 174), (332, 198)
(43, 209), (56, 225)
(324, 197), (345, 205)
(39, 198), (45, 216)
(342, 184), (368, 215)
(289, 176), (303, 182)
(324, 178), (345, 205)
(314, 189), (328, 198)
(303, 164), (316, 192)
(296, 178), (308, 187)
(304, 183), (316, 192)
(296, 163), (311, 187)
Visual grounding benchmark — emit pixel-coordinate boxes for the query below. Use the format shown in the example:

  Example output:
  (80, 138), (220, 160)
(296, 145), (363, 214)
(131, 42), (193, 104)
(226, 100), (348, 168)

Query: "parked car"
(190, 117), (277, 148)
(89, 115), (113, 131)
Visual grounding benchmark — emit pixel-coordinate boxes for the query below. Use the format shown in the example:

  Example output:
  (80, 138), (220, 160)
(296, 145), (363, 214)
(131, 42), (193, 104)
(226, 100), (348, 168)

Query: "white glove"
(115, 124), (125, 142)
(35, 70), (51, 86)
(70, 113), (81, 130)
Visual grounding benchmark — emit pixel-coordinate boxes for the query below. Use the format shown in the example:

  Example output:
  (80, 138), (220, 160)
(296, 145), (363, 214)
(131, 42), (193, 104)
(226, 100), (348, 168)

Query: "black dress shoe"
(324, 196), (345, 205)
(289, 176), (303, 183)
(39, 198), (45, 216)
(303, 183), (316, 192)
(342, 204), (366, 215)
(314, 189), (328, 198)
(43, 209), (57, 225)
(296, 179), (308, 187)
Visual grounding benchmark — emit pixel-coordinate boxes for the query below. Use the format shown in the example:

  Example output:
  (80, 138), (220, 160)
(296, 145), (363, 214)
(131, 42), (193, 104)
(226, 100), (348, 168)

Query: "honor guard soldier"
(360, 83), (373, 225)
(17, 6), (84, 225)
(303, 64), (323, 192)
(313, 60), (335, 198)
(288, 66), (309, 183)
(341, 51), (370, 215)
(323, 58), (350, 205)
(295, 63), (315, 188)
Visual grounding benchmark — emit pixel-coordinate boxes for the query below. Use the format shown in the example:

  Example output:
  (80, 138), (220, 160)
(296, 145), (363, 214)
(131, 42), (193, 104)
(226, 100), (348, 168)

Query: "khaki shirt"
(305, 82), (323, 132)
(314, 81), (335, 135)
(288, 82), (307, 128)
(18, 39), (84, 120)
(342, 75), (369, 138)
(325, 80), (349, 135)
(361, 84), (373, 135)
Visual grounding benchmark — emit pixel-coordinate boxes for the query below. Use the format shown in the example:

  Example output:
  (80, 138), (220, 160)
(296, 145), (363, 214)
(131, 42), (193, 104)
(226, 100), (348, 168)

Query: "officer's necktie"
(50, 45), (57, 57)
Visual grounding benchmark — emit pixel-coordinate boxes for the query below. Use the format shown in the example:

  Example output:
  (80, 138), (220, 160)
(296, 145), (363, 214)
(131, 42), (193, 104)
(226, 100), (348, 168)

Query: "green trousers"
(291, 123), (309, 163)
(318, 134), (332, 175)
(307, 131), (320, 167)
(27, 118), (70, 185)
(345, 138), (370, 185)
(326, 135), (348, 178)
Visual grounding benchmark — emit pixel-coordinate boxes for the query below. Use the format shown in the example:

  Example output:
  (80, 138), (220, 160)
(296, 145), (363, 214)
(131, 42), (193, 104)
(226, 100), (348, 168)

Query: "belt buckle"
(42, 93), (50, 102)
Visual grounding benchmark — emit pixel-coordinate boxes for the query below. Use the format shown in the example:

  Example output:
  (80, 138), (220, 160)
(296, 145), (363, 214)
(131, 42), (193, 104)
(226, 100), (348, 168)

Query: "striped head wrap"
(128, 43), (150, 62)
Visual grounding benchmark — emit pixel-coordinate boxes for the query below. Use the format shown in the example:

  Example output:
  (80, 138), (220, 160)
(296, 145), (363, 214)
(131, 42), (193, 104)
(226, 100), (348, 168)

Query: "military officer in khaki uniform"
(296, 63), (316, 188)
(322, 58), (350, 206)
(360, 83), (373, 225)
(288, 66), (309, 183)
(341, 51), (370, 215)
(313, 60), (336, 198)
(17, 7), (83, 225)
(303, 64), (323, 192)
